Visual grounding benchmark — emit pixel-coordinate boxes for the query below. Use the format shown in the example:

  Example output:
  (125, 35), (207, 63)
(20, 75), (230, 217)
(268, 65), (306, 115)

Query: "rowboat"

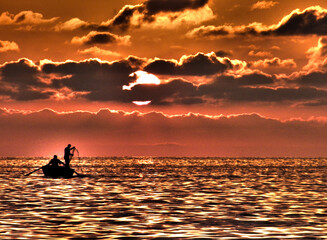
(42, 165), (75, 178)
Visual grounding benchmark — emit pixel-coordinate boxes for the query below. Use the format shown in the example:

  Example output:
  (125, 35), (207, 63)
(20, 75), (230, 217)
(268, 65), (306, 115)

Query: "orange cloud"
(186, 23), (267, 38)
(0, 40), (19, 52)
(251, 1), (278, 11)
(127, 5), (215, 29)
(304, 37), (327, 71)
(0, 11), (58, 30)
(54, 18), (88, 31)
(78, 47), (121, 57)
(251, 57), (297, 69)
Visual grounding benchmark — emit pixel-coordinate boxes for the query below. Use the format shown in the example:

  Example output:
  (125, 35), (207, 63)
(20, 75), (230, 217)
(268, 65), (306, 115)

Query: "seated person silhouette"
(47, 155), (64, 168)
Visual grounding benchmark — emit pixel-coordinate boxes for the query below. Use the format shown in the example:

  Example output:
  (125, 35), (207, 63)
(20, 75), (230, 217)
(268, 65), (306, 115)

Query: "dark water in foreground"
(0, 157), (327, 239)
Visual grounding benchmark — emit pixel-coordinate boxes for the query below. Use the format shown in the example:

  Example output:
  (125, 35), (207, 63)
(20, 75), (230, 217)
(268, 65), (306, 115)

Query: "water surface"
(0, 157), (327, 239)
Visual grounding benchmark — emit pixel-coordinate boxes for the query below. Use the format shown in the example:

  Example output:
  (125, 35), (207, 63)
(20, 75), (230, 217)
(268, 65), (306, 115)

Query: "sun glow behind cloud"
(123, 70), (161, 90)
(123, 70), (161, 106)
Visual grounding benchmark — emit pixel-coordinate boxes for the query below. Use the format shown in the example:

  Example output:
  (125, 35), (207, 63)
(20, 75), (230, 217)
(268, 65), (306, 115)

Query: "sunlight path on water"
(0, 157), (327, 239)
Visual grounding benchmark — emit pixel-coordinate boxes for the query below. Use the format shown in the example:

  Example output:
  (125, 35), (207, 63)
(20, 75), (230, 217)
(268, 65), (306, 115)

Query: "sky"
(0, 0), (326, 157)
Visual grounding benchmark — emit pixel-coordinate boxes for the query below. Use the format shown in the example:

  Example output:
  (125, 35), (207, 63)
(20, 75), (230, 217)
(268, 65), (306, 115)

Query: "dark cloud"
(80, 33), (117, 45)
(144, 0), (208, 15)
(125, 72), (327, 105)
(42, 58), (138, 101)
(143, 59), (176, 75)
(0, 58), (142, 101)
(215, 50), (232, 57)
(1, 58), (42, 86)
(144, 53), (232, 76)
(188, 6), (327, 38)
(15, 13), (25, 23)
(297, 71), (327, 87)
(235, 73), (275, 86)
(198, 74), (275, 100)
(9, 90), (54, 101)
(224, 87), (327, 102)
(110, 5), (138, 30)
(266, 6), (327, 36)
(126, 56), (147, 69)
(126, 79), (198, 105)
(71, 31), (130, 45)
(198, 73), (327, 103)
(0, 58), (54, 101)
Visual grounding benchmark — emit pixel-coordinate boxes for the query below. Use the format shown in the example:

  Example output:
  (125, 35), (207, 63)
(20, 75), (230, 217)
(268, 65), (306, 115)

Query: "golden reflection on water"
(0, 157), (327, 239)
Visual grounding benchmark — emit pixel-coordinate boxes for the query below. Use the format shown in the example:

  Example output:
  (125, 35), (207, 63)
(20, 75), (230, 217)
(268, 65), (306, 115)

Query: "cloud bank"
(0, 51), (326, 106)
(0, 108), (325, 157)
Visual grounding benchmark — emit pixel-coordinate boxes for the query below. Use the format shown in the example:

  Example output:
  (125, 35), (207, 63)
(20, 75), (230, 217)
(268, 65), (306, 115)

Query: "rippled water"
(0, 157), (327, 239)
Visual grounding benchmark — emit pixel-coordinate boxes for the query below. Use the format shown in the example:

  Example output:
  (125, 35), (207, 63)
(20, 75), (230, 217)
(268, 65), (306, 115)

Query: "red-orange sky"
(0, 0), (326, 157)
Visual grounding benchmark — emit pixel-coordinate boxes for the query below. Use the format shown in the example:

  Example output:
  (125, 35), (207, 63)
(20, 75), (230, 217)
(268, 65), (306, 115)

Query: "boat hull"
(42, 165), (74, 178)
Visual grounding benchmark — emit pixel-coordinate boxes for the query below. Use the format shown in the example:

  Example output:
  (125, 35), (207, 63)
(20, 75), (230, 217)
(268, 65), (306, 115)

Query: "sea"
(0, 157), (326, 239)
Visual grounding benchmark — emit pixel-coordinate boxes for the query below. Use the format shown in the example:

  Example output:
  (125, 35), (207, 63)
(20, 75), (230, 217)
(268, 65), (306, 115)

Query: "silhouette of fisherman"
(64, 144), (75, 168)
(47, 155), (63, 168)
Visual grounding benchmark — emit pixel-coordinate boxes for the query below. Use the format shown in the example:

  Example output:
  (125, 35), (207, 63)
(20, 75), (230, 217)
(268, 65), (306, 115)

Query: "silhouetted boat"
(42, 165), (75, 178)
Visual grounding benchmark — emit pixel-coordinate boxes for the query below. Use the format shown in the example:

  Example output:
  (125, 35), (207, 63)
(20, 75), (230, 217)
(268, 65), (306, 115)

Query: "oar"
(73, 169), (82, 177)
(24, 166), (43, 176)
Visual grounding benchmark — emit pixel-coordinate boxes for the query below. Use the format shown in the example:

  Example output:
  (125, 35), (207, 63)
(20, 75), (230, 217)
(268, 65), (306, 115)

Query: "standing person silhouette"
(64, 144), (75, 168)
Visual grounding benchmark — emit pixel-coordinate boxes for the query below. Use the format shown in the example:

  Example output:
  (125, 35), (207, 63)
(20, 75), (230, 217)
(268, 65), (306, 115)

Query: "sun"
(131, 70), (161, 85)
(132, 101), (152, 106)
(123, 70), (161, 90)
